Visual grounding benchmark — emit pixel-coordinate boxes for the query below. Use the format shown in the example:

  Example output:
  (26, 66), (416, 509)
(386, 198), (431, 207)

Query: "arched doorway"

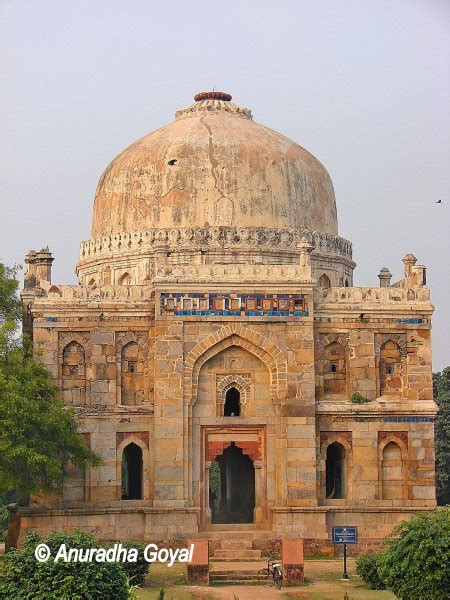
(121, 443), (143, 500)
(224, 387), (240, 416)
(210, 443), (255, 523)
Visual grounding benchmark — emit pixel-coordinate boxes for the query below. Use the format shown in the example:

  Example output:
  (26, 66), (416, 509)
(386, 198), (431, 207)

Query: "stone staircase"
(210, 538), (266, 585)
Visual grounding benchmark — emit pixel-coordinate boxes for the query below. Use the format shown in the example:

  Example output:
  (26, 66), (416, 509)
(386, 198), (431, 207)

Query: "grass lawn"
(136, 559), (395, 600)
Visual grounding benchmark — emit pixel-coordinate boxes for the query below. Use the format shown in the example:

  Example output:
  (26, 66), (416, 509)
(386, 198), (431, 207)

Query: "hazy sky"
(1, 0), (449, 369)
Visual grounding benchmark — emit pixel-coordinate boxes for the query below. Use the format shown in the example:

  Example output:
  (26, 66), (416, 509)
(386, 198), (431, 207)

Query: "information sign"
(332, 526), (358, 544)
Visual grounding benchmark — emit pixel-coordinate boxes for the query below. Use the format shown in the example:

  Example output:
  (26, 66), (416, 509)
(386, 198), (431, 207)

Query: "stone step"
(210, 523), (259, 531)
(210, 571), (263, 586)
(219, 539), (253, 549)
(213, 549), (262, 559)
(204, 529), (273, 539)
(212, 574), (260, 580)
(211, 579), (262, 586)
(210, 556), (263, 562)
(212, 571), (261, 577)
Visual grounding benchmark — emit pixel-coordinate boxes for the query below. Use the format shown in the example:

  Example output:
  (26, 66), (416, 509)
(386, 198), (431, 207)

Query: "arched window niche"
(319, 273), (331, 288)
(325, 442), (347, 499)
(121, 442), (143, 500)
(118, 272), (131, 286)
(224, 387), (241, 416)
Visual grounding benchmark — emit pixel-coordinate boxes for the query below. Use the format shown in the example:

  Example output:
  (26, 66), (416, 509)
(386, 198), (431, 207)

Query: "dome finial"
(194, 91), (232, 102)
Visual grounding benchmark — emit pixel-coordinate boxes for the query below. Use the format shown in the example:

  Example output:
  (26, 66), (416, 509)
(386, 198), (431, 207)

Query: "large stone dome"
(91, 92), (338, 237)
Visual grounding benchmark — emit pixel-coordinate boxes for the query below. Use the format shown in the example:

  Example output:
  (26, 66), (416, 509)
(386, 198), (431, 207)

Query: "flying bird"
(436, 199), (442, 203)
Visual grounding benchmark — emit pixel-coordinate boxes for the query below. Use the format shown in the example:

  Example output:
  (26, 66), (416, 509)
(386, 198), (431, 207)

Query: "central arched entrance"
(210, 443), (255, 524)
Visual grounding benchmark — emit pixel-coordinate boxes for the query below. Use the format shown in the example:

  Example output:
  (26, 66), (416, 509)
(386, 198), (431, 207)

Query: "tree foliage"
(355, 553), (386, 589)
(0, 263), (99, 507)
(377, 508), (450, 600)
(0, 529), (129, 599)
(434, 368), (450, 506)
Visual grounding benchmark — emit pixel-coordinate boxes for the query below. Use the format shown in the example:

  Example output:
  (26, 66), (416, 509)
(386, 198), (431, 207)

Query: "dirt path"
(184, 585), (305, 599)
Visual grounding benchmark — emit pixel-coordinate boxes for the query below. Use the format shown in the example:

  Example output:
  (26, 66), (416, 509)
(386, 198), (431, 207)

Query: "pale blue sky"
(1, 0), (449, 369)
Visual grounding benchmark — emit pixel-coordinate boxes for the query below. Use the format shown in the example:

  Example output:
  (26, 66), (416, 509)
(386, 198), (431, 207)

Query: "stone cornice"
(74, 404), (154, 417)
(154, 263), (315, 285)
(316, 400), (437, 417)
(314, 285), (432, 308)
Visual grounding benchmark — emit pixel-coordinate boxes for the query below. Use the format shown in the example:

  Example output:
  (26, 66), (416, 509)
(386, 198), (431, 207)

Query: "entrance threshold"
(210, 523), (260, 532)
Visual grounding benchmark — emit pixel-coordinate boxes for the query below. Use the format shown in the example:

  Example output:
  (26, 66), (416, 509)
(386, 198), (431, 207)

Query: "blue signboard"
(332, 526), (358, 544)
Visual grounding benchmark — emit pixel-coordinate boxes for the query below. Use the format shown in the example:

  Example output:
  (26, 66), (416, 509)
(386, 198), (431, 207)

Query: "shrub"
(0, 529), (129, 600)
(355, 553), (386, 589)
(377, 508), (450, 600)
(116, 540), (150, 586)
(350, 393), (372, 404)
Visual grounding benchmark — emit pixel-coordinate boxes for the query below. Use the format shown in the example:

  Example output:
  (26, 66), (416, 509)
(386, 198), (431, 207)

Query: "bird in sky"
(436, 199), (442, 203)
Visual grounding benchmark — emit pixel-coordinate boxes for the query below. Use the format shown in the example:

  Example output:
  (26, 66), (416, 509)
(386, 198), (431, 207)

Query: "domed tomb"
(92, 92), (337, 236)
(78, 92), (354, 286)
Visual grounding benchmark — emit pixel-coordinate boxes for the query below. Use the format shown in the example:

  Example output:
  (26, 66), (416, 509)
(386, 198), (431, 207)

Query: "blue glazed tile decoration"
(161, 292), (309, 318)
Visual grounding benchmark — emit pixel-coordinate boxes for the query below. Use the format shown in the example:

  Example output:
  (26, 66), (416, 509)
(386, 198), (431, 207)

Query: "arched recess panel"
(381, 441), (404, 500)
(121, 341), (141, 405)
(62, 341), (86, 404)
(103, 266), (111, 286)
(116, 332), (150, 406)
(379, 340), (402, 395)
(319, 273), (331, 288)
(323, 342), (346, 395)
(118, 272), (131, 286)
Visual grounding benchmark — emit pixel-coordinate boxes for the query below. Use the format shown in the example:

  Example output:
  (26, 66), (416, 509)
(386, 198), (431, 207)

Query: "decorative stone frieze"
(79, 227), (353, 261)
(315, 285), (431, 305)
(155, 264), (315, 285)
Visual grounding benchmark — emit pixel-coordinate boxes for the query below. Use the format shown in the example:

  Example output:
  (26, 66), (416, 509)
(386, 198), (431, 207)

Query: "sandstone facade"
(19, 93), (436, 551)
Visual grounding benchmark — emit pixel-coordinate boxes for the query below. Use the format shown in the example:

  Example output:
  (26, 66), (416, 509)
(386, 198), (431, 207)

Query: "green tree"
(377, 508), (450, 599)
(434, 368), (450, 506)
(0, 263), (99, 508)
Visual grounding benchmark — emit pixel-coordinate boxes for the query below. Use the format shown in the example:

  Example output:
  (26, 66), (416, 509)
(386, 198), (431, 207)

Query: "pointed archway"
(210, 443), (255, 524)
